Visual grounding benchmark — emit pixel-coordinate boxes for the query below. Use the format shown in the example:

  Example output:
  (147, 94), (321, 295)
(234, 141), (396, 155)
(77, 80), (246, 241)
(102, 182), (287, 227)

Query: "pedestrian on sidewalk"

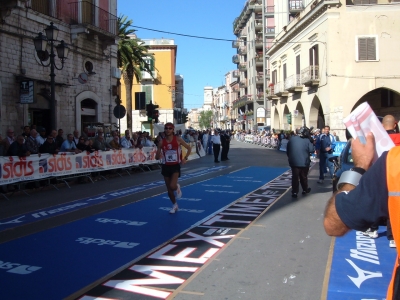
(211, 129), (221, 163)
(286, 127), (314, 198)
(155, 122), (191, 214)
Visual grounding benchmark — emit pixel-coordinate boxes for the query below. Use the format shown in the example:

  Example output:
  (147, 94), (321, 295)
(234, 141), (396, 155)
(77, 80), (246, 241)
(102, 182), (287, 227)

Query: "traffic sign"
(113, 105), (126, 119)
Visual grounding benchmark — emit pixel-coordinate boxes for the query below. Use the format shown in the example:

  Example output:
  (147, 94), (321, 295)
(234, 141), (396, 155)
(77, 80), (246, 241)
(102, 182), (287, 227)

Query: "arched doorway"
(309, 96), (324, 129)
(283, 105), (290, 130)
(352, 88), (400, 120)
(294, 102), (305, 129)
(273, 107), (280, 131)
(75, 91), (102, 133)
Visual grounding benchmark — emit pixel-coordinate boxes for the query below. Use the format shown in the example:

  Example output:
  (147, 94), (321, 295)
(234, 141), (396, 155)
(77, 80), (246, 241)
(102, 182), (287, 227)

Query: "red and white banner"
(0, 147), (160, 186)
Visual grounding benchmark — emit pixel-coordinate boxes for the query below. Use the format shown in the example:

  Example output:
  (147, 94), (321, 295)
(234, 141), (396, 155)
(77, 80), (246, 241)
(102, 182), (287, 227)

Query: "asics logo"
(0, 216), (26, 225)
(95, 218), (147, 226)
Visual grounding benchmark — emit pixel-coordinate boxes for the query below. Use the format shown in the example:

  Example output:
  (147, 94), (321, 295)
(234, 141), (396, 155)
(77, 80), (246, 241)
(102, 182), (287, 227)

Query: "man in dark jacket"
(39, 135), (59, 154)
(286, 127), (315, 198)
(7, 135), (30, 157)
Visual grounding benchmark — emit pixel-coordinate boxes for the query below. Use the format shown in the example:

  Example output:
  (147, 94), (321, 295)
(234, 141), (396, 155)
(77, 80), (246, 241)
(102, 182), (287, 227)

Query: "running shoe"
(317, 180), (324, 184)
(169, 203), (178, 214)
(362, 228), (378, 238)
(174, 184), (182, 199)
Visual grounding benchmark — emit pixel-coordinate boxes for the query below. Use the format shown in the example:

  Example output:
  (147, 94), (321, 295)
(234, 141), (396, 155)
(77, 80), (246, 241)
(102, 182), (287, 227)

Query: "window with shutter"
(357, 36), (377, 61)
(142, 86), (152, 105)
(283, 63), (287, 81)
(296, 55), (300, 75)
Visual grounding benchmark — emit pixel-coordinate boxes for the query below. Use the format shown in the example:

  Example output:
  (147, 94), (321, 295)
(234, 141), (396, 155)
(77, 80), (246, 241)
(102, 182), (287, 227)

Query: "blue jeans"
(319, 152), (334, 180)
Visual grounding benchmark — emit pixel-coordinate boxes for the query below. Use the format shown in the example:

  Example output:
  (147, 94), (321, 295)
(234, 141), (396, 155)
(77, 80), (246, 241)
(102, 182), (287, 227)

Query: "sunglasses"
(164, 127), (174, 130)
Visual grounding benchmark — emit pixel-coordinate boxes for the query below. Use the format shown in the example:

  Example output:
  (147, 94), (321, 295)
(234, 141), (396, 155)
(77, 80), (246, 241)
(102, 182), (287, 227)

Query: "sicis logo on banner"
(75, 152), (104, 169)
(2, 157), (34, 179)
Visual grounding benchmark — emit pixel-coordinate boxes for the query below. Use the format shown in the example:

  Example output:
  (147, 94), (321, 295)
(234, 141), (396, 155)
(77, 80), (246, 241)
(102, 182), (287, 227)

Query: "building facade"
(120, 38), (178, 134)
(268, 0), (400, 139)
(0, 0), (119, 136)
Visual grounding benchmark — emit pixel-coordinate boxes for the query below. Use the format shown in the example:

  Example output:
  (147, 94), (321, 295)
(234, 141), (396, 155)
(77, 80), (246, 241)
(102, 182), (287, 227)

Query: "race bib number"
(165, 150), (178, 163)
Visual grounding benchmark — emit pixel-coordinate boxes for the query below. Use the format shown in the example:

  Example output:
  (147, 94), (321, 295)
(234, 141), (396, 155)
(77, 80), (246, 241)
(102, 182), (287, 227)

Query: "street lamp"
(33, 22), (69, 131)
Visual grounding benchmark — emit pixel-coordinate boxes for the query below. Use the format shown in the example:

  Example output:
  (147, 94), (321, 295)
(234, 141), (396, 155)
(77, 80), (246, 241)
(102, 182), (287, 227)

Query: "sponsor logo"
(346, 231), (383, 288)
(0, 216), (26, 225)
(0, 260), (41, 275)
(105, 151), (127, 166)
(95, 218), (147, 226)
(160, 207), (204, 213)
(48, 153), (73, 172)
(2, 157), (34, 179)
(76, 237), (139, 249)
(31, 203), (88, 218)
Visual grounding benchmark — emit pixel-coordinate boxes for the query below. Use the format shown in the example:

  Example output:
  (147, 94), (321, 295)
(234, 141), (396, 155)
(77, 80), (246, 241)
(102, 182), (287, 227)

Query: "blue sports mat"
(327, 227), (396, 299)
(0, 166), (288, 299)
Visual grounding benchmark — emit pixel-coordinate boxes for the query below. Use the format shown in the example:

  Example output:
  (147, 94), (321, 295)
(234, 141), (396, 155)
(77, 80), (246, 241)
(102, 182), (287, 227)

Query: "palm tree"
(117, 15), (153, 131)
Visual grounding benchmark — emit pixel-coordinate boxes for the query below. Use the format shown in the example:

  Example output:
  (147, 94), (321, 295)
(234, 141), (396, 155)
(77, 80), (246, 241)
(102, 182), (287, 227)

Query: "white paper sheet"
(343, 102), (394, 161)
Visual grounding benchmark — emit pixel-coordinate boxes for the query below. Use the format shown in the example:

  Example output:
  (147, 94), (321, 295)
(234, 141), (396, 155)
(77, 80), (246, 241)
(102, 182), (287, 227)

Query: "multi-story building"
(120, 38), (179, 133)
(0, 0), (119, 136)
(232, 0), (309, 131)
(232, 0), (271, 131)
(267, 0), (400, 139)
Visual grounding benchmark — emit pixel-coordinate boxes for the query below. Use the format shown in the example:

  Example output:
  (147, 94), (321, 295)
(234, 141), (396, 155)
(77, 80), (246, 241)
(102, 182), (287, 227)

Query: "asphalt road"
(0, 139), (334, 299)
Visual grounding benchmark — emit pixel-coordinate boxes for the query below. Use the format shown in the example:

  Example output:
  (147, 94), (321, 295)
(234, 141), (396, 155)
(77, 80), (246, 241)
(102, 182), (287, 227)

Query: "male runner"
(156, 122), (191, 213)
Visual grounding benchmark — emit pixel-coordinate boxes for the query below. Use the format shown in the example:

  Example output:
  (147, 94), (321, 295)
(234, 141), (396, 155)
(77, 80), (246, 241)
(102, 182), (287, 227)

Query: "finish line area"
(0, 166), (290, 299)
(0, 164), (395, 299)
(327, 226), (396, 299)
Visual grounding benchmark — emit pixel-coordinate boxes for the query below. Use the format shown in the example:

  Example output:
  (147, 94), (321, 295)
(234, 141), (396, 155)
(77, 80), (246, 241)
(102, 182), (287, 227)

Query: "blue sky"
(118, 0), (246, 110)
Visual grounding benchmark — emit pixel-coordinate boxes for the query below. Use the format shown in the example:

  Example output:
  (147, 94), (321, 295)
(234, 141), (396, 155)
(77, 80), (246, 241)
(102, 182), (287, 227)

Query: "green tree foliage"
(117, 15), (153, 130)
(198, 110), (213, 129)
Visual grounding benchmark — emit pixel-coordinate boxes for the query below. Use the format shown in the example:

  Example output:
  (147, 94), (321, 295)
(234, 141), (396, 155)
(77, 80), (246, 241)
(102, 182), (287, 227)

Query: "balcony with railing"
(267, 85), (279, 100)
(256, 92), (264, 101)
(233, 70), (240, 78)
(140, 70), (158, 81)
(265, 68), (271, 80)
(265, 6), (275, 16)
(239, 80), (248, 88)
(255, 20), (263, 30)
(255, 56), (263, 66)
(239, 63), (247, 71)
(301, 66), (319, 86)
(284, 74), (303, 93)
(256, 74), (264, 85)
(69, 1), (117, 43)
(232, 55), (240, 64)
(250, 0), (263, 12)
(232, 95), (251, 108)
(289, 1), (305, 13)
(275, 82), (289, 97)
(255, 38), (263, 49)
(238, 46), (247, 55)
(232, 39), (240, 48)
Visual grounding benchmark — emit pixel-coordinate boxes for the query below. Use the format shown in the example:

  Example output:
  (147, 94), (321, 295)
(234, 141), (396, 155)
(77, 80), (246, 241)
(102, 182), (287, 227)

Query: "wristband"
(350, 167), (366, 175)
(337, 170), (363, 190)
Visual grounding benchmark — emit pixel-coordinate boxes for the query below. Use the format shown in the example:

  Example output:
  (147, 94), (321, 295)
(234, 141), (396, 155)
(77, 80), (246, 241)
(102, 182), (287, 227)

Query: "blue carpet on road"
(0, 166), (288, 299)
(328, 227), (396, 299)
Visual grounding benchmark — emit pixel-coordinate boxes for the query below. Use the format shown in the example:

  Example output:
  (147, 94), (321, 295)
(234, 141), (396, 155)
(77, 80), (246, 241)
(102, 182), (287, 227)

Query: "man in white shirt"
(73, 129), (80, 146)
(210, 130), (221, 163)
(36, 128), (46, 145)
(121, 130), (133, 148)
(60, 134), (81, 153)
